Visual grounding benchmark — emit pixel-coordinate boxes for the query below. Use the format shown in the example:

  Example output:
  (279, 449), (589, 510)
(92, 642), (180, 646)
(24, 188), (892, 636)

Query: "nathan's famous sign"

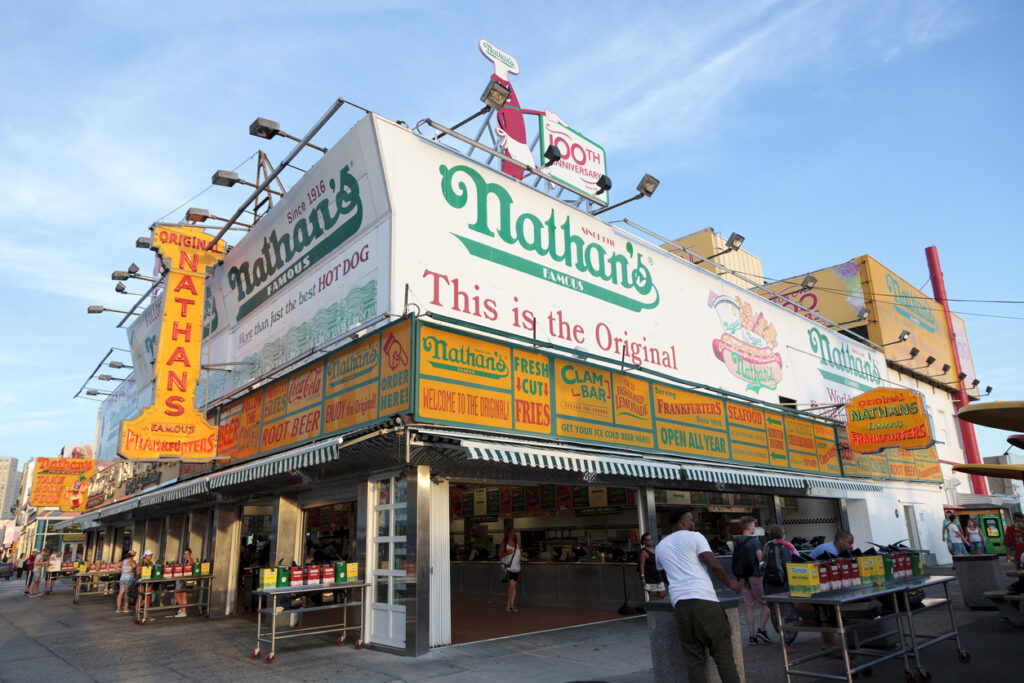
(844, 388), (934, 454)
(30, 457), (96, 511)
(120, 225), (226, 460)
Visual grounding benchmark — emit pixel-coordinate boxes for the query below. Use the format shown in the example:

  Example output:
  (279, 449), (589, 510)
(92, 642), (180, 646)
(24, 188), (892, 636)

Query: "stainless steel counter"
(450, 561), (643, 610)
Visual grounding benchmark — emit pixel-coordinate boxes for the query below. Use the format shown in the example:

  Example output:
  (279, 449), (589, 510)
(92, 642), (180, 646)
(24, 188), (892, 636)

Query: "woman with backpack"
(762, 525), (799, 652)
(732, 516), (772, 645)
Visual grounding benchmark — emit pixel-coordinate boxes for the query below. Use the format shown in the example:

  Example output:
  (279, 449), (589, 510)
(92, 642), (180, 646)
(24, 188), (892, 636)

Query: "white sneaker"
(174, 611), (187, 618)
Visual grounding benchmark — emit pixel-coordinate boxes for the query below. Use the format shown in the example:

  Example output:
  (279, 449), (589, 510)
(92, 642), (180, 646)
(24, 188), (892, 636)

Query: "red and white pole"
(925, 246), (987, 495)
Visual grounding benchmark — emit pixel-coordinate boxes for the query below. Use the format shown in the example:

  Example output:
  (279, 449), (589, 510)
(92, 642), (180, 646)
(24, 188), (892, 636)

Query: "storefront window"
(449, 483), (642, 563)
(653, 489), (775, 553)
(304, 501), (356, 564)
(369, 474), (408, 648)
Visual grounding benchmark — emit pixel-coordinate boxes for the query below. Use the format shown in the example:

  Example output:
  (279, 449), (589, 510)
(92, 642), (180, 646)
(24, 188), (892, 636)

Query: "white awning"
(681, 464), (807, 489)
(806, 478), (884, 493)
(462, 440), (682, 480)
(208, 441), (340, 489)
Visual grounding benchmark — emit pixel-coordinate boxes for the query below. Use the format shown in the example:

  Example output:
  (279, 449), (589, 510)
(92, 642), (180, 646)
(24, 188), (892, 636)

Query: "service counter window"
(304, 502), (357, 564)
(449, 482), (641, 563)
(653, 489), (774, 553)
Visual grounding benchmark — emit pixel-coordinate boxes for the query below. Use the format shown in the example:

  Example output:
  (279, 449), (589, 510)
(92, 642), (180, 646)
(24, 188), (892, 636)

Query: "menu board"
(409, 323), (928, 480)
(839, 438), (942, 482)
(214, 319), (411, 463)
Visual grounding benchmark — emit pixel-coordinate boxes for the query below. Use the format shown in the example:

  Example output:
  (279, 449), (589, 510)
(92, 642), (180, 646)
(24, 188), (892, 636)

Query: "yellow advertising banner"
(215, 319), (412, 464)
(762, 260), (866, 325)
(845, 388), (933, 453)
(30, 457), (96, 511)
(859, 256), (957, 373)
(121, 225), (226, 460)
(415, 323), (854, 479)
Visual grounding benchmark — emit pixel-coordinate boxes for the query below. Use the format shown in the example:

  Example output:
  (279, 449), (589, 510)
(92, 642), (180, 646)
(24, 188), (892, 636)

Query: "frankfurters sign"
(120, 224), (226, 460)
(845, 388), (934, 454)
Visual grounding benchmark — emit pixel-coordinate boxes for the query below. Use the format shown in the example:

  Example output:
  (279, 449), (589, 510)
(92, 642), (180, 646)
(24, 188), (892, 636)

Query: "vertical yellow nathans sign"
(120, 225), (225, 460)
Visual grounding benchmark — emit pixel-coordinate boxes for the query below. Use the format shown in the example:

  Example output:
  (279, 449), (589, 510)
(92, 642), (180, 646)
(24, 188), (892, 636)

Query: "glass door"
(368, 475), (408, 648)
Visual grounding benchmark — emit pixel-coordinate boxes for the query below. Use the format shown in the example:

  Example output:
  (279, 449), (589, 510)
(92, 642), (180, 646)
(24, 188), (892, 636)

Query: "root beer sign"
(844, 388), (934, 454)
(120, 224), (225, 460)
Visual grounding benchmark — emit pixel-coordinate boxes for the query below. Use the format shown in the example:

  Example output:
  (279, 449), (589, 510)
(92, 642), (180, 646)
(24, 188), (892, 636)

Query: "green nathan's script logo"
(422, 334), (509, 380)
(226, 165), (363, 320)
(439, 164), (659, 312)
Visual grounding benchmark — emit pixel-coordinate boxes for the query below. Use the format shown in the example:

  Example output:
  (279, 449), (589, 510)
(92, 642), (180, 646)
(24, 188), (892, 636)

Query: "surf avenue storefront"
(83, 113), (947, 656)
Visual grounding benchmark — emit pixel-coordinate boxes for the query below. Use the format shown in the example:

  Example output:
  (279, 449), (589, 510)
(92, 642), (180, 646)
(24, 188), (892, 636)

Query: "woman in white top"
(116, 550), (137, 614)
(500, 527), (521, 613)
(965, 518), (985, 554)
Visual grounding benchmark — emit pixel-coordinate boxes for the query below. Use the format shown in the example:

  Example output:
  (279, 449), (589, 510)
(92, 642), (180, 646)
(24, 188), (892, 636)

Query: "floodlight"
(636, 174), (660, 198)
(480, 80), (511, 110)
(595, 175), (612, 196)
(185, 207), (211, 223)
(542, 145), (562, 168)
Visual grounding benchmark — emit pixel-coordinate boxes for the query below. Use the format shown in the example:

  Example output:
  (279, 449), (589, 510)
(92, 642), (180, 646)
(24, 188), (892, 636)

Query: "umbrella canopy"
(957, 401), (1024, 432)
(952, 463), (1024, 481)
(1008, 434), (1024, 450)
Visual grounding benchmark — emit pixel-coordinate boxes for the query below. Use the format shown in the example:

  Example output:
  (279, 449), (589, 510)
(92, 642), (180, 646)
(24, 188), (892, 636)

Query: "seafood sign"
(708, 292), (782, 393)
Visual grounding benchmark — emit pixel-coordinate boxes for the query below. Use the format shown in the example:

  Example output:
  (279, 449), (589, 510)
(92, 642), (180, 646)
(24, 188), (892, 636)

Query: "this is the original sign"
(120, 224), (225, 460)
(845, 388), (934, 454)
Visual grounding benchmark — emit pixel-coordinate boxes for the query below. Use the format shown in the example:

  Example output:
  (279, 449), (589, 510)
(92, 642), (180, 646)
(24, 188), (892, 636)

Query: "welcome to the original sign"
(120, 224), (225, 460)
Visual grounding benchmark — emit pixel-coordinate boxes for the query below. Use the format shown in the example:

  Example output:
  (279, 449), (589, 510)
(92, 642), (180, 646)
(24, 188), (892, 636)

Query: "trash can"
(647, 593), (744, 683)
(952, 554), (1005, 609)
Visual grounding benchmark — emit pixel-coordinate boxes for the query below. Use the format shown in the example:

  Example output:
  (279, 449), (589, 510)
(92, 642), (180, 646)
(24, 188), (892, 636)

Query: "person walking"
(499, 527), (521, 613)
(732, 516), (772, 646)
(173, 548), (194, 617)
(965, 518), (984, 555)
(638, 533), (666, 601)
(44, 547), (62, 594)
(23, 551), (35, 593)
(943, 511), (966, 556)
(762, 525), (799, 653)
(28, 549), (48, 597)
(116, 550), (137, 614)
(655, 507), (742, 683)
(15, 553), (25, 580)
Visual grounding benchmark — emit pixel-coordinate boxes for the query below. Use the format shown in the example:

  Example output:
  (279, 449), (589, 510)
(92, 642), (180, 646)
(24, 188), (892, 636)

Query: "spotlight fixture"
(708, 233), (745, 260)
(590, 173), (660, 216)
(970, 379), (980, 388)
(882, 329), (912, 346)
(985, 386), (993, 396)
(939, 363), (951, 374)
(136, 236), (152, 249)
(212, 170), (243, 187)
(479, 80), (511, 110)
(595, 175), (612, 196)
(127, 263), (140, 275)
(542, 145), (562, 168)
(108, 361), (131, 370)
(944, 372), (968, 385)
(800, 274), (818, 291)
(96, 374), (125, 382)
(248, 116), (328, 152)
(87, 305), (138, 316)
(185, 207), (211, 223)
(111, 271), (130, 281)
(85, 389), (112, 397)
(895, 347), (920, 363)
(831, 308), (870, 327)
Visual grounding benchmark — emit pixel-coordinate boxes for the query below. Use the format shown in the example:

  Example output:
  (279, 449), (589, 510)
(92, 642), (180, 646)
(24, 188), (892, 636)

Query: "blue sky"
(1, 1), (1021, 471)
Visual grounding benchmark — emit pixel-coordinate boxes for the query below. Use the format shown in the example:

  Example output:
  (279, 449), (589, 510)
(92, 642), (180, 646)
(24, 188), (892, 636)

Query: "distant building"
(0, 457), (19, 519)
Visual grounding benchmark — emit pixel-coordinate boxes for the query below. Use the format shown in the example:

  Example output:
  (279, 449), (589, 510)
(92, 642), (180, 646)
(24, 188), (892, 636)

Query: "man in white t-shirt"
(656, 507), (743, 683)
(45, 547), (63, 594)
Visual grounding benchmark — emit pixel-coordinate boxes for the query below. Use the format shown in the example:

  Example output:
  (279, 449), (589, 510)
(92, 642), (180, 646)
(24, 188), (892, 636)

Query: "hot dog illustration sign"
(120, 224), (226, 460)
(844, 388), (935, 454)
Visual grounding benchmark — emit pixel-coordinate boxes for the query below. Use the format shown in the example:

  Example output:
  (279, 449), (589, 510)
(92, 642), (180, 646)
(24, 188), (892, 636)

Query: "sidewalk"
(0, 570), (1017, 682)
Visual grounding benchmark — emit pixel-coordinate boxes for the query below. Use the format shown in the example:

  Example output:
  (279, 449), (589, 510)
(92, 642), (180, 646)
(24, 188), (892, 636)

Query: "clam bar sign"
(120, 225), (225, 460)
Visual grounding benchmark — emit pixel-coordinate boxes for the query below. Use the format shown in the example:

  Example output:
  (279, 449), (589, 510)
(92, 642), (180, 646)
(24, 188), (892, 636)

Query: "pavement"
(0, 568), (1017, 682)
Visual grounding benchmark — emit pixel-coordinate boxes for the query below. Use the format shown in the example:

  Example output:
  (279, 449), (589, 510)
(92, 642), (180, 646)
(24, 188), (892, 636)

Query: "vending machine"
(978, 511), (1006, 554)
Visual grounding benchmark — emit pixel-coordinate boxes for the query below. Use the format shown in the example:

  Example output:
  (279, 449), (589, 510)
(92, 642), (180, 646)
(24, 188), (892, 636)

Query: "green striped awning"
(462, 441), (681, 480)
(209, 441), (340, 489)
(681, 465), (807, 489)
(806, 478), (884, 493)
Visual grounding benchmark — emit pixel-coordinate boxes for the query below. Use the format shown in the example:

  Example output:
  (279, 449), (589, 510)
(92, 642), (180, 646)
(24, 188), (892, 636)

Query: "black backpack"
(763, 541), (787, 586)
(732, 537), (756, 579)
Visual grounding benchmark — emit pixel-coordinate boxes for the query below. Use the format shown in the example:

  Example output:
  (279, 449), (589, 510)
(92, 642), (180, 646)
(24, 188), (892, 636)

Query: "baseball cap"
(143, 549), (153, 557)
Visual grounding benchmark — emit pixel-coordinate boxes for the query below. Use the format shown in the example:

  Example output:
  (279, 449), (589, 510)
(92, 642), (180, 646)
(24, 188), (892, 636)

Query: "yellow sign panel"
(656, 422), (729, 459)
(612, 374), (653, 430)
(419, 326), (511, 391)
(859, 256), (956, 372)
(30, 457), (96, 511)
(554, 360), (612, 422)
(845, 388), (933, 453)
(652, 385), (726, 431)
(419, 378), (513, 429)
(121, 225), (225, 460)
(513, 348), (551, 434)
(765, 413), (789, 468)
(815, 423), (841, 475)
(784, 417), (819, 472)
(557, 418), (655, 449)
